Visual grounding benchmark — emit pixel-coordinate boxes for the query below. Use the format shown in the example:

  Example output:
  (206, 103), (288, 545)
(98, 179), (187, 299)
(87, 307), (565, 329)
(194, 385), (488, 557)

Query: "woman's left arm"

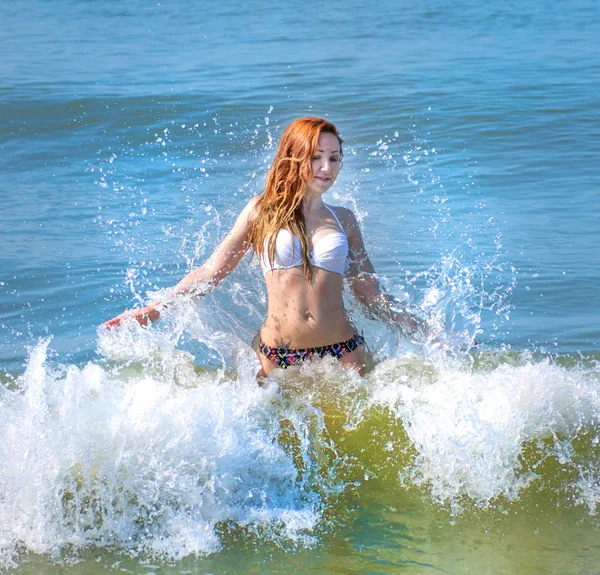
(341, 208), (427, 338)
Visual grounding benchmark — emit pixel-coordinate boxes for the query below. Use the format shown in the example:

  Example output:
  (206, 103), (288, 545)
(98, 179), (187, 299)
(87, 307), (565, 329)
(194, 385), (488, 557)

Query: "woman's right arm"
(103, 196), (260, 329)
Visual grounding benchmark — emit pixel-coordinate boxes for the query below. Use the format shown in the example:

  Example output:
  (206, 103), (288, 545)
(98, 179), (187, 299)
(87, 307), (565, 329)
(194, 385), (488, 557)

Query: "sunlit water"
(1, 0), (599, 573)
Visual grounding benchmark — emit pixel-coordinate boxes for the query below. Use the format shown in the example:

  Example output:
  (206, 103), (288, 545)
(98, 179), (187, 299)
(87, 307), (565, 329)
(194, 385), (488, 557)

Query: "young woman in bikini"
(104, 117), (425, 376)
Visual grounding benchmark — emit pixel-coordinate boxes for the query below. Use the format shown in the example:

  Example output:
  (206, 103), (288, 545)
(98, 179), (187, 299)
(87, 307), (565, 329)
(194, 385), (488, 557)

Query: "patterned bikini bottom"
(259, 334), (365, 369)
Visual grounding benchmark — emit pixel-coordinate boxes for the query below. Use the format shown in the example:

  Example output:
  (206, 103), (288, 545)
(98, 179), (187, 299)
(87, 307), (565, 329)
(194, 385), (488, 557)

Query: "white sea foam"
(0, 338), (322, 567)
(371, 354), (600, 508)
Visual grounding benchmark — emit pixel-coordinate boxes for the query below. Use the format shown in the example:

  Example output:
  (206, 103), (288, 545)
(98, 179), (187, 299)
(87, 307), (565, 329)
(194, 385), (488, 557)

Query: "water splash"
(370, 352), (600, 511)
(0, 338), (330, 567)
(2, 327), (600, 568)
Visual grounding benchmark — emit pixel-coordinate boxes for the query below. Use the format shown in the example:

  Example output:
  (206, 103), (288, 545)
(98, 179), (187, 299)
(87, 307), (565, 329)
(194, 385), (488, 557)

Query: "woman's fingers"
(101, 306), (160, 330)
(102, 312), (129, 330)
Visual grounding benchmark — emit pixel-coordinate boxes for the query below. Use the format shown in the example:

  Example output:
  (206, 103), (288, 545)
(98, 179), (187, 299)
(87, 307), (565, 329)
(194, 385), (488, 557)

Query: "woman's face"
(305, 132), (342, 196)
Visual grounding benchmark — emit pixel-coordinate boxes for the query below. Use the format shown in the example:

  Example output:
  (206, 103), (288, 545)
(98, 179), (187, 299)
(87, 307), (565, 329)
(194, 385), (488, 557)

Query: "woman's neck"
(302, 193), (325, 214)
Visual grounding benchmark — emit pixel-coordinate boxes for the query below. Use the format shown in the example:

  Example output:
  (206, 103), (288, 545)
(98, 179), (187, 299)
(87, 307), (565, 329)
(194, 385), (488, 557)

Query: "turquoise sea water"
(1, 1), (600, 573)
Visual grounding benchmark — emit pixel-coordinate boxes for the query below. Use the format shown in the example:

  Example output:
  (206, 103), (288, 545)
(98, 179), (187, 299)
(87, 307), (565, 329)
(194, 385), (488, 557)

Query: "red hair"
(248, 117), (343, 280)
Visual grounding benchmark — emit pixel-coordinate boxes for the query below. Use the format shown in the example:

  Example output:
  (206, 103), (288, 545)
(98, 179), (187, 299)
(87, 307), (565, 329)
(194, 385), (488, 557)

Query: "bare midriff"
(260, 266), (355, 348)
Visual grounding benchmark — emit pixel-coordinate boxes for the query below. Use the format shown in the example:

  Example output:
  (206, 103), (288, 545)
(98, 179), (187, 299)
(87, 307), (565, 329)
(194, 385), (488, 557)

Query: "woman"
(104, 117), (425, 376)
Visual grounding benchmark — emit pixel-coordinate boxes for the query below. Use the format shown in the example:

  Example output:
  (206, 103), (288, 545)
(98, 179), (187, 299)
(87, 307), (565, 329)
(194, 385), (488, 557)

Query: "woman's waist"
(260, 315), (357, 349)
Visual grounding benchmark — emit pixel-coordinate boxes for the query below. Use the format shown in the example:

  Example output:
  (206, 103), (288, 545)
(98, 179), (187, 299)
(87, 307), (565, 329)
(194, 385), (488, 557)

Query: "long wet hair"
(248, 116), (343, 281)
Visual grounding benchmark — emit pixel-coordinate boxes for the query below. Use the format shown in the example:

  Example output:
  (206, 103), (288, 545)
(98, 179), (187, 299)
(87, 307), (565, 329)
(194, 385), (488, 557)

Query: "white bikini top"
(259, 204), (349, 276)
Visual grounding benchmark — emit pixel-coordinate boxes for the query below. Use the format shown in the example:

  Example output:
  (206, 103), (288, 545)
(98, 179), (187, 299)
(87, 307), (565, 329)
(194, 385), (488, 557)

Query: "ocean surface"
(1, 0), (599, 573)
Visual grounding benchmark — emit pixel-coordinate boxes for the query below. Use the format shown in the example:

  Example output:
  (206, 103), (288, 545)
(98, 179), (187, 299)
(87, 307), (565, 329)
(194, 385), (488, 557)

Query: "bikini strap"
(324, 203), (345, 233)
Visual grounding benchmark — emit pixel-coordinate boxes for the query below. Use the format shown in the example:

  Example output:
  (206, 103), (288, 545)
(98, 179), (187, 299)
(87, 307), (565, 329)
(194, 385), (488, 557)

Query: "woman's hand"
(102, 304), (160, 330)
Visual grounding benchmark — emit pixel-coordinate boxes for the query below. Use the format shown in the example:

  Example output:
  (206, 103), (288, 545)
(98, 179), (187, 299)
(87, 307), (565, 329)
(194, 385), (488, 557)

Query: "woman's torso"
(259, 204), (355, 348)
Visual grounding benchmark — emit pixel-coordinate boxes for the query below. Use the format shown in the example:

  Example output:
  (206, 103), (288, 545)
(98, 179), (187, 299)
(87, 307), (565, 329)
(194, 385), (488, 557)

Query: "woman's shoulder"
(326, 204), (359, 228)
(246, 195), (263, 210)
(240, 195), (263, 223)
